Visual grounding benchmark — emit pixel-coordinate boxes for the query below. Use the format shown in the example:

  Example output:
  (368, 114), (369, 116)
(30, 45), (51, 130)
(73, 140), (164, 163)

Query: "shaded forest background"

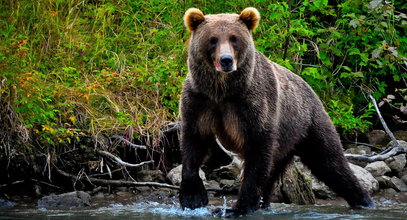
(0, 0), (406, 183)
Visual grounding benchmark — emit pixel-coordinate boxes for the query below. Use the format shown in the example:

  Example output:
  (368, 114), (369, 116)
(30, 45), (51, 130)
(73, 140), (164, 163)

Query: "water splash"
(221, 196), (227, 217)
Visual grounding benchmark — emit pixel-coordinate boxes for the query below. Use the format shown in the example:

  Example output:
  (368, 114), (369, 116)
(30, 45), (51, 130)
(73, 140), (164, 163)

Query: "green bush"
(0, 0), (405, 144)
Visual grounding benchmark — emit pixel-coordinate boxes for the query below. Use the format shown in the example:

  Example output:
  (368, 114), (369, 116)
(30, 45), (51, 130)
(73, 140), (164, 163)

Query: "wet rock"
(0, 199), (14, 208)
(272, 161), (316, 204)
(386, 140), (407, 148)
(376, 176), (392, 189)
(394, 130), (407, 141)
(294, 159), (336, 200)
(364, 161), (391, 177)
(385, 154), (406, 174)
(205, 180), (221, 191)
(37, 191), (91, 209)
(207, 165), (240, 181)
(349, 163), (379, 193)
(93, 192), (105, 199)
(311, 178), (337, 199)
(166, 165), (206, 186)
(344, 145), (371, 155)
(116, 191), (133, 197)
(136, 169), (167, 183)
(382, 188), (397, 196)
(355, 145), (372, 155)
(401, 174), (407, 185)
(367, 130), (388, 146)
(389, 176), (407, 192)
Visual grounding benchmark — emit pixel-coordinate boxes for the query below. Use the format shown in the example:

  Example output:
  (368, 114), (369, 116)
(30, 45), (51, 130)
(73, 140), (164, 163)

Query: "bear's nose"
(220, 55), (233, 69)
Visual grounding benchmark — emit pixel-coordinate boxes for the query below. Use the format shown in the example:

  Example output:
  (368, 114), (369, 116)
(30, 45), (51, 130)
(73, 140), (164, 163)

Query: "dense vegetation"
(0, 0), (406, 176)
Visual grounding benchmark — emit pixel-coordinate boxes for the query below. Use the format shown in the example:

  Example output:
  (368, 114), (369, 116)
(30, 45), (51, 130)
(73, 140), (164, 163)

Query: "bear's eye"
(209, 37), (218, 45)
(230, 35), (237, 43)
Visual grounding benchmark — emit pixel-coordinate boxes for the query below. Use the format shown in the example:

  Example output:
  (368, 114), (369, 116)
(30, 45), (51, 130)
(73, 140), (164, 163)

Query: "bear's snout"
(220, 55), (234, 72)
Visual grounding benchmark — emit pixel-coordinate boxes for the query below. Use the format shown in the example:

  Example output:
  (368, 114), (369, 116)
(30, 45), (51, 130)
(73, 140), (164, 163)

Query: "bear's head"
(184, 7), (260, 74)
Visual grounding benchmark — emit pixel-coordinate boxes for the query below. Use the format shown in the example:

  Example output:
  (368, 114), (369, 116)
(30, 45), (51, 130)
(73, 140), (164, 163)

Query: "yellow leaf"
(69, 116), (76, 123)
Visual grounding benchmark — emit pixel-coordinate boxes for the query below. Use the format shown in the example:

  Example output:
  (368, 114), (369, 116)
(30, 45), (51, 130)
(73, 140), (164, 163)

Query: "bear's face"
(184, 8), (260, 74)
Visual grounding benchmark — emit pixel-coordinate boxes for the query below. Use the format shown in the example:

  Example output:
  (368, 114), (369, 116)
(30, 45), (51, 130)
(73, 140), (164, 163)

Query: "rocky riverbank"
(1, 130), (406, 211)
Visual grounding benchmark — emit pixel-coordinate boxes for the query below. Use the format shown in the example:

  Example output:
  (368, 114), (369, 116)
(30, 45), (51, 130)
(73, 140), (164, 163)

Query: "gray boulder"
(349, 163), (379, 193)
(364, 161), (391, 177)
(385, 154), (406, 174)
(376, 175), (392, 189)
(401, 174), (407, 185)
(37, 191), (91, 209)
(367, 130), (388, 146)
(166, 165), (206, 186)
(389, 176), (407, 192)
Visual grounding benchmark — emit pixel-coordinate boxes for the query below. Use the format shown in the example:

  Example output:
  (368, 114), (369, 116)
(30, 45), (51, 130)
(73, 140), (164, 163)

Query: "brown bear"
(179, 7), (375, 217)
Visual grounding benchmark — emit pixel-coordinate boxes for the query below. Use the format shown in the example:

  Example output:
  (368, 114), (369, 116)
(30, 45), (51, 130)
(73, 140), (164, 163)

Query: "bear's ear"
(239, 7), (260, 31)
(184, 8), (205, 32)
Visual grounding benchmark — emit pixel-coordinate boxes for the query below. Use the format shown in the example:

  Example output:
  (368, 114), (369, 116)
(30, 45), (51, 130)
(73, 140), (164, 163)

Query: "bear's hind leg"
(297, 121), (375, 209)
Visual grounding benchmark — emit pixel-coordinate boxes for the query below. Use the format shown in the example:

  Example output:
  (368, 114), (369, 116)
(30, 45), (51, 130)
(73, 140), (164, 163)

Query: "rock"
(355, 145), (372, 155)
(376, 176), (392, 189)
(93, 192), (105, 199)
(311, 178), (337, 199)
(367, 130), (389, 146)
(401, 174), (407, 185)
(136, 169), (167, 183)
(166, 165), (206, 186)
(116, 191), (133, 197)
(205, 180), (221, 191)
(344, 145), (372, 155)
(364, 161), (391, 177)
(272, 161), (315, 204)
(37, 191), (91, 209)
(207, 164), (241, 181)
(389, 176), (407, 192)
(293, 159), (336, 200)
(349, 163), (379, 193)
(0, 199), (14, 208)
(394, 130), (407, 141)
(386, 140), (407, 148)
(219, 179), (239, 193)
(382, 188), (397, 195)
(385, 154), (406, 174)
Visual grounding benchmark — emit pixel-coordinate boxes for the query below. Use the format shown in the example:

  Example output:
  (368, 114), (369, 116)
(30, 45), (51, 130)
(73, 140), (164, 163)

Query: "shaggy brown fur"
(179, 7), (374, 217)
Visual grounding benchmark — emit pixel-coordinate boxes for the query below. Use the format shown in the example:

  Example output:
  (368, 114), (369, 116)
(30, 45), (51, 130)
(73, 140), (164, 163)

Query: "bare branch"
(98, 150), (153, 168)
(345, 146), (407, 162)
(112, 135), (147, 150)
(55, 167), (180, 190)
(215, 138), (243, 169)
(369, 94), (399, 146)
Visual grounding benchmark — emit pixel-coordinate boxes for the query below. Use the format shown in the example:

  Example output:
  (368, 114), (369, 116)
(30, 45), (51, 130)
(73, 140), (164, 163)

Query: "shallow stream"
(1, 196), (406, 219)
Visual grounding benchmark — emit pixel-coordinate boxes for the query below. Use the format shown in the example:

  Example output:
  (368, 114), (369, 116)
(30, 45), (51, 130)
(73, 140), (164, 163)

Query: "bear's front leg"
(179, 127), (211, 210)
(230, 140), (273, 217)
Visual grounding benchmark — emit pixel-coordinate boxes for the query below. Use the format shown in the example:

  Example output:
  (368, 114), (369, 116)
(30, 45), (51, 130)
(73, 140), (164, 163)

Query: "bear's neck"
(188, 56), (255, 101)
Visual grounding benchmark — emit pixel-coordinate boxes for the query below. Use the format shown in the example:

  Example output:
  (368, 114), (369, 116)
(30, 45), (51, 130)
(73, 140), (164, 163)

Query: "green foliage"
(0, 0), (406, 144)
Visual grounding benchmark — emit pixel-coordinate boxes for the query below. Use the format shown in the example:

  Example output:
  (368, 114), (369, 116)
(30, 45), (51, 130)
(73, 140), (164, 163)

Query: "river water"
(1, 196), (406, 220)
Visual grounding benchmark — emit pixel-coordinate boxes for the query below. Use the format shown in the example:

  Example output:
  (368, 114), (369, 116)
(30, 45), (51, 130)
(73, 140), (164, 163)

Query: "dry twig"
(55, 167), (180, 190)
(98, 150), (154, 168)
(112, 135), (147, 150)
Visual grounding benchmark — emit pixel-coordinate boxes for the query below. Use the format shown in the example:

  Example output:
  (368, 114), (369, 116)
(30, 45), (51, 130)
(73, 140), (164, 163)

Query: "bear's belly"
(196, 106), (245, 155)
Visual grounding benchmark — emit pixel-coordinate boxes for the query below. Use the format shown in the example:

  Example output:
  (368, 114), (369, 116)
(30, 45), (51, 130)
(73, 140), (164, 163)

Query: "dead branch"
(345, 146), (407, 162)
(215, 138), (243, 169)
(344, 95), (407, 162)
(55, 167), (180, 190)
(369, 94), (399, 146)
(98, 150), (154, 168)
(111, 135), (147, 150)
